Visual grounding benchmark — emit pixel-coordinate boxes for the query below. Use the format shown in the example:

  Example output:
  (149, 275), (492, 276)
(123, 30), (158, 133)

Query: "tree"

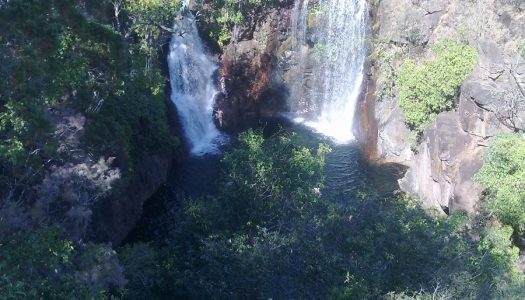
(0, 227), (107, 299)
(193, 0), (278, 46)
(491, 47), (525, 131)
(119, 129), (525, 299)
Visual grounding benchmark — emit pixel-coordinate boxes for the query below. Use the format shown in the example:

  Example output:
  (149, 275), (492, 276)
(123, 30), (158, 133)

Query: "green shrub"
(397, 40), (477, 133)
(118, 130), (525, 299)
(475, 226), (525, 297)
(118, 243), (163, 299)
(125, 0), (182, 55)
(475, 133), (525, 232)
(221, 129), (331, 226)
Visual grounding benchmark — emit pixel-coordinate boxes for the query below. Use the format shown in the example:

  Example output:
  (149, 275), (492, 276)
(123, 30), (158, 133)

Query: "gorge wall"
(212, 0), (525, 215)
(214, 0), (367, 138)
(90, 0), (525, 244)
(368, 0), (525, 213)
(0, 1), (183, 246)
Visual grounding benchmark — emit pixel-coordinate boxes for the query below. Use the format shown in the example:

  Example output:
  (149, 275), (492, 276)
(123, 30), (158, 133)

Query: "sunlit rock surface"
(370, 0), (525, 213)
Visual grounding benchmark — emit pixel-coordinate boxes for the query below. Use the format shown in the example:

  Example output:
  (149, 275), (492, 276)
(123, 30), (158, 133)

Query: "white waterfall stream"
(289, 0), (367, 143)
(168, 13), (223, 155)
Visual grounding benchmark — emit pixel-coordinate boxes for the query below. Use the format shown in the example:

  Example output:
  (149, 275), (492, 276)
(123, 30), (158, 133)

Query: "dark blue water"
(288, 124), (403, 200)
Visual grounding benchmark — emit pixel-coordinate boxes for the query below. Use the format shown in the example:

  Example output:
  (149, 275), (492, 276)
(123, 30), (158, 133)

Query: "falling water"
(168, 13), (223, 155)
(289, 0), (367, 143)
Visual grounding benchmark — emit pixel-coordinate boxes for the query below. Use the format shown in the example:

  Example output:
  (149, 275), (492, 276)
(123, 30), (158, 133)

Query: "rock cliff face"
(215, 2), (294, 131)
(369, 0), (525, 213)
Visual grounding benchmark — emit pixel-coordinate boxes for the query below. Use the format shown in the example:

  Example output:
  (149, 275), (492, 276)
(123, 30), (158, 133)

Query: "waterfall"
(289, 0), (367, 143)
(168, 13), (223, 155)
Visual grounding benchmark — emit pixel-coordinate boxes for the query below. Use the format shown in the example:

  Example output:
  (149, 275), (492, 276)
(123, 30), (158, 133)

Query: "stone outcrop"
(215, 0), (301, 131)
(193, 0), (525, 216)
(399, 112), (483, 212)
(369, 0), (525, 213)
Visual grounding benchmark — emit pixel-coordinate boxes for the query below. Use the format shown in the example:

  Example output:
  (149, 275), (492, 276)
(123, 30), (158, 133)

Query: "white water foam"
(168, 14), (224, 155)
(289, 0), (367, 143)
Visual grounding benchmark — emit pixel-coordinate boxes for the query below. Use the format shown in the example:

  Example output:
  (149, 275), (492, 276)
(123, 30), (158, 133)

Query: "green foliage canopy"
(118, 130), (525, 299)
(221, 129), (331, 227)
(475, 133), (525, 232)
(0, 227), (104, 299)
(125, 0), (182, 55)
(0, 0), (178, 198)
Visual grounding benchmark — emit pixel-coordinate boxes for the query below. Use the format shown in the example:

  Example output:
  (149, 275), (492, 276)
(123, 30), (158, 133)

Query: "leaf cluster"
(0, 227), (106, 299)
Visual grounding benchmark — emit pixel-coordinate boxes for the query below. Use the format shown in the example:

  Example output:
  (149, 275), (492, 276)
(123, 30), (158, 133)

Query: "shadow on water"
(124, 118), (406, 244)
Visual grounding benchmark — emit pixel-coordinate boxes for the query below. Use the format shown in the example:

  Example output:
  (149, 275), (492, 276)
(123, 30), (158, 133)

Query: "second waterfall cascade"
(289, 0), (367, 143)
(168, 13), (223, 155)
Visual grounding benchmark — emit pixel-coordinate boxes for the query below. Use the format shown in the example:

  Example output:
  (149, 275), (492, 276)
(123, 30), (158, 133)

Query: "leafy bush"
(0, 227), (104, 299)
(475, 133), (525, 232)
(221, 129), (331, 227)
(118, 243), (163, 299)
(370, 40), (403, 102)
(397, 40), (477, 133)
(475, 226), (525, 298)
(383, 225), (525, 299)
(125, 0), (182, 56)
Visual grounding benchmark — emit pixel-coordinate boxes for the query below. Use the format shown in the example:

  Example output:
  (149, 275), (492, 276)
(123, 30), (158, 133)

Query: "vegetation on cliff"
(397, 40), (477, 133)
(476, 133), (525, 239)
(0, 227), (122, 299)
(2, 125), (524, 298)
(192, 0), (279, 47)
(0, 0), (177, 218)
(0, 0), (177, 296)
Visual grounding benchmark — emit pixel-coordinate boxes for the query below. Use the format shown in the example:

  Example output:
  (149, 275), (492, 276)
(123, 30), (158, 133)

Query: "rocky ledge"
(367, 0), (525, 213)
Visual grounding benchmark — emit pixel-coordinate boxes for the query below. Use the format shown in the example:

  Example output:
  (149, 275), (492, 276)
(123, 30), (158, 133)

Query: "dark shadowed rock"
(217, 3), (296, 131)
